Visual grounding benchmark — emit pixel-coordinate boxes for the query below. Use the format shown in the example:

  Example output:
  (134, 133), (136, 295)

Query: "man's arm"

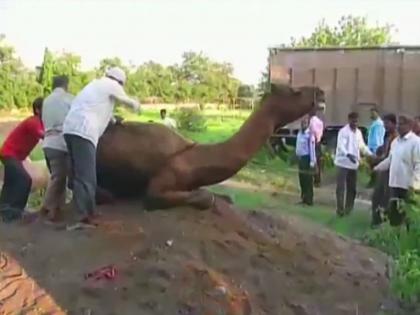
(32, 118), (45, 140)
(374, 138), (395, 171)
(309, 134), (316, 167)
(358, 129), (373, 156)
(374, 156), (391, 172)
(110, 83), (140, 112)
(377, 124), (386, 148)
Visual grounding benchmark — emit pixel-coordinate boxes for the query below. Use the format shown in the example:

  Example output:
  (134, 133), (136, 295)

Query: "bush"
(364, 194), (420, 304)
(392, 250), (420, 304)
(173, 107), (207, 132)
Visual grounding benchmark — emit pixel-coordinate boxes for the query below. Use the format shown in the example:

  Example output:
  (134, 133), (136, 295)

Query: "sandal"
(66, 217), (98, 231)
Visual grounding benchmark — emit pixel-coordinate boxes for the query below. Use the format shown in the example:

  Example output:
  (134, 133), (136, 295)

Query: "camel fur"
(96, 85), (325, 209)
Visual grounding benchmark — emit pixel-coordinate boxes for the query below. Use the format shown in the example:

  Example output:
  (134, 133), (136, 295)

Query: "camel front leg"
(146, 189), (215, 210)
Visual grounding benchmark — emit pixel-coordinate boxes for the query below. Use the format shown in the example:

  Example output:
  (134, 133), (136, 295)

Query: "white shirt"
(63, 77), (139, 146)
(162, 117), (177, 129)
(374, 132), (420, 190)
(334, 124), (372, 170)
(42, 88), (74, 152)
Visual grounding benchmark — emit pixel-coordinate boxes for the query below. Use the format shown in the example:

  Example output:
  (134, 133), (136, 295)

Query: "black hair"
(160, 109), (167, 116)
(398, 114), (413, 124)
(383, 113), (397, 125)
(348, 111), (359, 119)
(52, 75), (69, 90)
(32, 97), (43, 115)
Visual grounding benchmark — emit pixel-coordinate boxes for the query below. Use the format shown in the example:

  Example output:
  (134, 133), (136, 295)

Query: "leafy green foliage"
(290, 15), (395, 47)
(0, 39), (248, 109)
(173, 107), (207, 132)
(392, 250), (420, 304)
(0, 36), (42, 109)
(364, 194), (420, 304)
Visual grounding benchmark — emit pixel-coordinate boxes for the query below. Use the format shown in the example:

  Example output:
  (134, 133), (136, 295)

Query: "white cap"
(106, 67), (126, 84)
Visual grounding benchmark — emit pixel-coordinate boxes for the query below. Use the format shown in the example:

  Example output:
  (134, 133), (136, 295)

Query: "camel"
(96, 84), (325, 209)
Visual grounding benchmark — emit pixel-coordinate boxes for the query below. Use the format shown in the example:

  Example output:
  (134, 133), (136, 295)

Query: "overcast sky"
(0, 0), (419, 84)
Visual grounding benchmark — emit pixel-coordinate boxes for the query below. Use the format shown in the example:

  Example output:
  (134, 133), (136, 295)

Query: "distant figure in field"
(374, 115), (420, 226)
(334, 112), (373, 217)
(40, 75), (74, 222)
(370, 113), (398, 227)
(295, 117), (316, 206)
(160, 109), (177, 129)
(308, 102), (325, 187)
(0, 98), (44, 222)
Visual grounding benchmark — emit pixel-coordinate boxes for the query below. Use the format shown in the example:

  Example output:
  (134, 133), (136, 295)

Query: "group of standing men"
(296, 104), (420, 227)
(0, 67), (140, 228)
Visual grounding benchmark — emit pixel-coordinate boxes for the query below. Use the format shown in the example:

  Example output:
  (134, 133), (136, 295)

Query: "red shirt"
(0, 116), (44, 160)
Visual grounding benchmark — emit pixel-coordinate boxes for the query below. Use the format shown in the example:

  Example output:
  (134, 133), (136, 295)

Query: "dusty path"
(0, 201), (401, 315)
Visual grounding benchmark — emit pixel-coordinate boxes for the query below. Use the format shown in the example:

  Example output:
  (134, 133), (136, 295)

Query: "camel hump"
(97, 122), (193, 174)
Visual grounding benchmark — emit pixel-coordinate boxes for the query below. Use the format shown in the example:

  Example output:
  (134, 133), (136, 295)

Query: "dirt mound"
(0, 201), (399, 315)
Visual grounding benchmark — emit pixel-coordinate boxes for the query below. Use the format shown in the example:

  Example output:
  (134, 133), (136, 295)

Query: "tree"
(0, 38), (244, 108)
(0, 35), (42, 108)
(38, 48), (54, 94)
(290, 15), (395, 47)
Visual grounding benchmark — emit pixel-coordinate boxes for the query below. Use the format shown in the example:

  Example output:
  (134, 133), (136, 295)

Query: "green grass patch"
(210, 184), (370, 239)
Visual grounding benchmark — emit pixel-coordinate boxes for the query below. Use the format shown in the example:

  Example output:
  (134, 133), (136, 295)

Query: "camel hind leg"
(146, 169), (232, 210)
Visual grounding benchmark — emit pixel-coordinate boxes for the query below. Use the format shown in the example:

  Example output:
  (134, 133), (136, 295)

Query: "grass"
(210, 184), (371, 239)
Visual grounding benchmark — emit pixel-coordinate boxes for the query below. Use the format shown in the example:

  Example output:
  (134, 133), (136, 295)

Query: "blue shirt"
(368, 118), (385, 154)
(296, 128), (316, 165)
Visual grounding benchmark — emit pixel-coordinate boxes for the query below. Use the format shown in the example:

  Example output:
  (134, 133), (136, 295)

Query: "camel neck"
(222, 105), (275, 164)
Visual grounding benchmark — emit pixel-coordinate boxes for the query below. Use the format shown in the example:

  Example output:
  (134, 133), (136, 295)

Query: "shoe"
(0, 207), (23, 223)
(66, 216), (98, 231)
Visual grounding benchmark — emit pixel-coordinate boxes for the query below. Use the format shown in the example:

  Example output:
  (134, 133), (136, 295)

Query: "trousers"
(64, 134), (96, 218)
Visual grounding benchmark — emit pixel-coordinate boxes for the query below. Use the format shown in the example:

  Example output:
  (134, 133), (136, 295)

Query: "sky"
(0, 0), (420, 84)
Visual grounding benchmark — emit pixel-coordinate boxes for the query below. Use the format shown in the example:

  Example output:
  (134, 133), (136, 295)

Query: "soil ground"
(0, 200), (401, 315)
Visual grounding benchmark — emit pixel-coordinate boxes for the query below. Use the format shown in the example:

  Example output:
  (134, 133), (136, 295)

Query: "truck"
(268, 46), (420, 149)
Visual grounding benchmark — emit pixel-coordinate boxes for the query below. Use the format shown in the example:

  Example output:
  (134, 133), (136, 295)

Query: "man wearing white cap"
(62, 67), (140, 228)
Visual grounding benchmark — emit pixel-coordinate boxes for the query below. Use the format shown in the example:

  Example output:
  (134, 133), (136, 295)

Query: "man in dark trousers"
(295, 117), (316, 205)
(370, 113), (398, 227)
(0, 97), (44, 222)
(374, 115), (420, 226)
(334, 112), (373, 216)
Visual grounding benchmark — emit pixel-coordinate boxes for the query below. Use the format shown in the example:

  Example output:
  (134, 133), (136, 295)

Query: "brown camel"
(96, 84), (325, 209)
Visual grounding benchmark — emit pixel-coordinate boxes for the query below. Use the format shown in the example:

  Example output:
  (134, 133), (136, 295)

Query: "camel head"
(263, 84), (325, 129)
